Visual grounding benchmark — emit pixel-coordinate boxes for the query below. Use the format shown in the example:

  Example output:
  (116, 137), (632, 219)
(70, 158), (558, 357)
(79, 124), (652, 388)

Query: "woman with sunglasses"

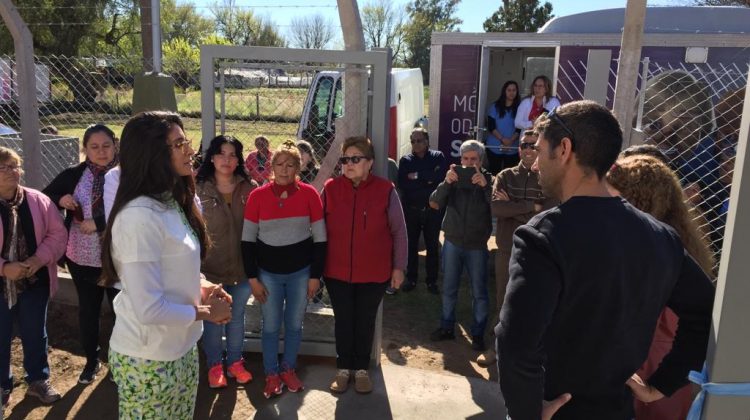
(241, 140), (327, 399)
(43, 124), (120, 384)
(323, 136), (407, 394)
(195, 135), (258, 389)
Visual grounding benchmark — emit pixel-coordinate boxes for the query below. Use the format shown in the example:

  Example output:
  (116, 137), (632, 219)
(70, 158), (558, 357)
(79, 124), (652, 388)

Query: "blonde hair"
(607, 155), (715, 275)
(0, 146), (22, 166)
(272, 139), (301, 170)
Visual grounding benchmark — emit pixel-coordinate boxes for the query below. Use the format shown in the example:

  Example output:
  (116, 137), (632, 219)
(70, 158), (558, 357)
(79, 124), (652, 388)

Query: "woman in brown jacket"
(196, 135), (258, 388)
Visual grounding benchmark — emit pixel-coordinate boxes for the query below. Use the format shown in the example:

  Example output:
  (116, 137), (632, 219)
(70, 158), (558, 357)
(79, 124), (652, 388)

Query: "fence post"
(0, 0), (42, 189)
(700, 71), (750, 418)
(612, 0), (646, 149)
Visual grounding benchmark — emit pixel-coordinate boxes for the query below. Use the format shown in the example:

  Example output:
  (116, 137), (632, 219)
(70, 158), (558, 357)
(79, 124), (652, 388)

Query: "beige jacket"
(197, 176), (257, 285)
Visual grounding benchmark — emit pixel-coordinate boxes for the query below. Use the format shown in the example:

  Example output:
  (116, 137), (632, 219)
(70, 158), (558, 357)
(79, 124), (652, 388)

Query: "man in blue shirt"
(397, 128), (447, 294)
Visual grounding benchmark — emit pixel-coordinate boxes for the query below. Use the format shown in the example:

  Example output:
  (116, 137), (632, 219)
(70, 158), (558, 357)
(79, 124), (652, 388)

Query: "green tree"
(211, 0), (285, 46)
(362, 0), (406, 64)
(483, 0), (554, 32)
(403, 0), (462, 79)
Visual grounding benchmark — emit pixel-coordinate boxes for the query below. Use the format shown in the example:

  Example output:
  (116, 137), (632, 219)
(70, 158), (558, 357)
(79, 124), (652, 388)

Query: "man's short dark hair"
(620, 144), (670, 165)
(522, 130), (536, 138)
(534, 100), (623, 178)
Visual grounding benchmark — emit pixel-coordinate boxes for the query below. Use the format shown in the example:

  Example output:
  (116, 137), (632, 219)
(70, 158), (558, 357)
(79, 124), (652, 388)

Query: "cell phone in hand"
(72, 204), (84, 222)
(454, 166), (476, 189)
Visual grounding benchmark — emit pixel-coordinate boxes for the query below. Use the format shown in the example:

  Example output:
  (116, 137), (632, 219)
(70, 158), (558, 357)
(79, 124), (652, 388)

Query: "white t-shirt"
(108, 196), (202, 361)
(103, 166), (119, 221)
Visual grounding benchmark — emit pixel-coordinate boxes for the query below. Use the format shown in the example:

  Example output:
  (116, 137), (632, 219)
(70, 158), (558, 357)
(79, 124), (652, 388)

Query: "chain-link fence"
(559, 56), (747, 275)
(2, 49), (386, 357)
(636, 59), (746, 274)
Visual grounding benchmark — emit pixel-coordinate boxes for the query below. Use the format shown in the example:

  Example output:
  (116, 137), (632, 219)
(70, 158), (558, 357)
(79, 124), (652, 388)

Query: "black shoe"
(385, 287), (397, 295)
(471, 335), (486, 351)
(78, 360), (102, 385)
(427, 283), (439, 295)
(430, 327), (455, 341)
(402, 281), (416, 292)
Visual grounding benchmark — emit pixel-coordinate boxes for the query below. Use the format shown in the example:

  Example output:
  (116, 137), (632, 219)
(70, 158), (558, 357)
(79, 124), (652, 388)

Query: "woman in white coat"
(515, 75), (561, 130)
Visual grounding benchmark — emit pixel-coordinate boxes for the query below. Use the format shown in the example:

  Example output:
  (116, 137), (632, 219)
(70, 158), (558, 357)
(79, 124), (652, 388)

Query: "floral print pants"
(109, 346), (198, 419)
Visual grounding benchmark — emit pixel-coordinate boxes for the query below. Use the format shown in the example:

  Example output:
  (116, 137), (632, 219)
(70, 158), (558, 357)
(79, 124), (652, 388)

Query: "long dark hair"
(100, 111), (209, 287)
(195, 135), (250, 183)
(495, 80), (520, 118)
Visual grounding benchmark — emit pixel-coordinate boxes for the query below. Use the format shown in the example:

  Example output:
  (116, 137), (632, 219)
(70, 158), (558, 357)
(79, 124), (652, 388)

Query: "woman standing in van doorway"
(485, 80), (521, 174)
(515, 75), (561, 130)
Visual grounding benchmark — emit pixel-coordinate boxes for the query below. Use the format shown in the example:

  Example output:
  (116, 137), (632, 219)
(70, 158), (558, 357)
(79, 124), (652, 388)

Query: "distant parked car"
(0, 124), (17, 135)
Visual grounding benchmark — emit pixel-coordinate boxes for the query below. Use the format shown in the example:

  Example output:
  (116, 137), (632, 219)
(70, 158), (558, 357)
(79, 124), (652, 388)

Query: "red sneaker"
(280, 369), (304, 393)
(208, 364), (227, 389)
(263, 374), (283, 399)
(227, 360), (253, 384)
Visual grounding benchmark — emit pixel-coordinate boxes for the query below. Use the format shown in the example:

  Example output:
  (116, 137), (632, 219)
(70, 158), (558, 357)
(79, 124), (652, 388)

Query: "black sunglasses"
(520, 143), (536, 150)
(546, 107), (576, 148)
(338, 155), (370, 165)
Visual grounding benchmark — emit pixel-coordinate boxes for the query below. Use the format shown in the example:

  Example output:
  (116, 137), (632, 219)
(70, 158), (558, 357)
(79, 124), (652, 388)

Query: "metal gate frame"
(199, 45), (391, 365)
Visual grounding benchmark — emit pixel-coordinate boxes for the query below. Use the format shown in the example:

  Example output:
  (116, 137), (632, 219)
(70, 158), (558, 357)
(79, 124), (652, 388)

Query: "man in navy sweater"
(495, 101), (714, 419)
(398, 127), (447, 294)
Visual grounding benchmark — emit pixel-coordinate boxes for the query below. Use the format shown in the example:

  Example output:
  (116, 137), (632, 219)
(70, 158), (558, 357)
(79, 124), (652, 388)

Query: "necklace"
(271, 182), (297, 208)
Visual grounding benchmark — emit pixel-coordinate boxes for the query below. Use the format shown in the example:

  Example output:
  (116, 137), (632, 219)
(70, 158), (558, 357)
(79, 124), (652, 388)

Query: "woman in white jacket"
(100, 111), (232, 419)
(515, 75), (561, 130)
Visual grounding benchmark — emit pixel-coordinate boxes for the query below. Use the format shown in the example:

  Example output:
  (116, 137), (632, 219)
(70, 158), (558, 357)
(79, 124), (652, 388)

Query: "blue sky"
(190, 0), (640, 38)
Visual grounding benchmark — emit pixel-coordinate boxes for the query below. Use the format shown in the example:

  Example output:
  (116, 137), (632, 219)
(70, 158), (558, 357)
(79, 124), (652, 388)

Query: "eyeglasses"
(169, 138), (191, 153)
(338, 155), (369, 165)
(410, 138), (426, 144)
(546, 107), (576, 149)
(520, 143), (537, 150)
(0, 164), (21, 173)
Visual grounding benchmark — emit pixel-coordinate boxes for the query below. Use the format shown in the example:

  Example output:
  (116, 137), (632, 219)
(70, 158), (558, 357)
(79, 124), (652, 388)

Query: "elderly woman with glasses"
(515, 75), (561, 131)
(43, 124), (120, 385)
(323, 136), (407, 395)
(0, 147), (67, 406)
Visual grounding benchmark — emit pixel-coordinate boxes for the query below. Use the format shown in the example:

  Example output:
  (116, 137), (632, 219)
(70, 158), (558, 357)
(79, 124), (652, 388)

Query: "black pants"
(404, 205), (442, 285)
(487, 152), (520, 176)
(67, 260), (119, 363)
(326, 279), (387, 370)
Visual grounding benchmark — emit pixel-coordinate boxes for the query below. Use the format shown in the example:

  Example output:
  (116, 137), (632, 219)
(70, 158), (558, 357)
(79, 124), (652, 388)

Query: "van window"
(333, 78), (343, 119)
(310, 76), (335, 131)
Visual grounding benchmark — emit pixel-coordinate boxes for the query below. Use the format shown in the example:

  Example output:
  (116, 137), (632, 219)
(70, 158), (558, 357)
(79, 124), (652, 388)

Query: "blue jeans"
(0, 283), (51, 391)
(259, 266), (309, 375)
(440, 239), (489, 337)
(202, 281), (251, 367)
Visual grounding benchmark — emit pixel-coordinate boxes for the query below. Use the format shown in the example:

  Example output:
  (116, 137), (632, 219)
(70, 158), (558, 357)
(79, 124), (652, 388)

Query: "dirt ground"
(2, 249), (500, 419)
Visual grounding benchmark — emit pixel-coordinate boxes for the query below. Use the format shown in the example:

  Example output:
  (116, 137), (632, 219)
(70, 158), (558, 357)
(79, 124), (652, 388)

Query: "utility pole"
(139, 0), (153, 73)
(612, 0), (646, 148)
(0, 0), (42, 188)
(314, 0), (369, 189)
